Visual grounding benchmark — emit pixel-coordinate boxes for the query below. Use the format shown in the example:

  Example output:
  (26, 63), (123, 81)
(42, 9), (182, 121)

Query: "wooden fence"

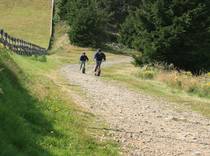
(0, 28), (47, 56)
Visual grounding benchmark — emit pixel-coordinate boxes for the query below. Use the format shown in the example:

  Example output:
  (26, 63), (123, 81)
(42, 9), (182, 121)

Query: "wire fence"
(0, 29), (47, 56)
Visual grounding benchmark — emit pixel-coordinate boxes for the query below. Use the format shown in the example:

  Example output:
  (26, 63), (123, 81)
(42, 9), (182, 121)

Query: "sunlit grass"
(0, 0), (51, 48)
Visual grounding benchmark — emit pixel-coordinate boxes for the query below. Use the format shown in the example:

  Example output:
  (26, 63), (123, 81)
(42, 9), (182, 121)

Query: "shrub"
(37, 55), (47, 62)
(187, 84), (199, 93)
(183, 71), (193, 77)
(143, 71), (155, 79)
(138, 66), (156, 79)
(201, 83), (210, 97)
(31, 55), (47, 62)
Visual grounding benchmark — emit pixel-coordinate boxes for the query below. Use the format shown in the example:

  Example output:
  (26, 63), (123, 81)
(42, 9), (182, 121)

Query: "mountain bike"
(95, 65), (101, 76)
(82, 65), (86, 74)
(80, 62), (86, 74)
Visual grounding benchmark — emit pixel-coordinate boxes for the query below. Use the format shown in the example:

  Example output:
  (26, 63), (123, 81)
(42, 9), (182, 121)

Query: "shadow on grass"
(0, 49), (120, 156)
(0, 65), (54, 156)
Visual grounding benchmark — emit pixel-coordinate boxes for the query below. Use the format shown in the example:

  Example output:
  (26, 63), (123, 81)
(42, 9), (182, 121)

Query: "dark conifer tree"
(62, 0), (109, 47)
(120, 0), (210, 72)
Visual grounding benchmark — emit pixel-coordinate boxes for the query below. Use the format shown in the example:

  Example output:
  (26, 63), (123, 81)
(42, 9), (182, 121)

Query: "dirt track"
(61, 60), (210, 156)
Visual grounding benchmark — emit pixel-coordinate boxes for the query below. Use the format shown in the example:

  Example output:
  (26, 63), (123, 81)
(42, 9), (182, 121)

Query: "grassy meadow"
(0, 0), (52, 48)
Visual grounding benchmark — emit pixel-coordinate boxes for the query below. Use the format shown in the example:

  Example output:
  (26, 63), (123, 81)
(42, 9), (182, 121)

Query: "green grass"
(102, 63), (210, 117)
(0, 0), (51, 48)
(0, 48), (119, 156)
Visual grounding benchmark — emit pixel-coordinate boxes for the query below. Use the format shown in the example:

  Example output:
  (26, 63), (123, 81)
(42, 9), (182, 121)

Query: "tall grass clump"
(136, 63), (210, 99)
(137, 65), (157, 80)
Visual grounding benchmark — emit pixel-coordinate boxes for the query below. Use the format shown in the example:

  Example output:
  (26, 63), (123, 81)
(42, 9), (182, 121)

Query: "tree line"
(57, 0), (210, 73)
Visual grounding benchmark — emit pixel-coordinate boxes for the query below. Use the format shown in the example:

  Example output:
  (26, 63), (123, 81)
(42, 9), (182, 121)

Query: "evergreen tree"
(98, 0), (141, 25)
(58, 0), (142, 45)
(63, 0), (109, 47)
(120, 0), (210, 72)
(59, 0), (68, 20)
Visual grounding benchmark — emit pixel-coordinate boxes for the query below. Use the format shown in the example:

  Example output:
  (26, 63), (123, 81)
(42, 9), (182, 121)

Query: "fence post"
(0, 29), (3, 44)
(48, 0), (55, 50)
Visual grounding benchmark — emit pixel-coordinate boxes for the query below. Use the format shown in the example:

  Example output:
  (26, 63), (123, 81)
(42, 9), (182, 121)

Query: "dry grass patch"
(156, 70), (210, 98)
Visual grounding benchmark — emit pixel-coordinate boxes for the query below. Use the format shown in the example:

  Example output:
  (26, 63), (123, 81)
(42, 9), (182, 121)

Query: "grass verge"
(0, 48), (119, 156)
(102, 63), (210, 117)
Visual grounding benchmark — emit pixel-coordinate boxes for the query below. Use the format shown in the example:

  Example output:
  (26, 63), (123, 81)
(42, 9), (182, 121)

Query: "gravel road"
(60, 60), (210, 156)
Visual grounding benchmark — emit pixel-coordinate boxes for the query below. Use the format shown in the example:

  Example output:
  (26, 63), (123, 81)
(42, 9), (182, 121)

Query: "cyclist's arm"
(103, 54), (106, 61)
(86, 56), (89, 61)
(80, 56), (83, 61)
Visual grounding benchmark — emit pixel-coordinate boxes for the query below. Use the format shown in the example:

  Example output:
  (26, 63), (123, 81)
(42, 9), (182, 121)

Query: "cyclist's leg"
(80, 62), (83, 70)
(95, 61), (99, 72)
(82, 62), (86, 73)
(98, 61), (102, 70)
(95, 61), (102, 76)
(80, 61), (85, 70)
(95, 61), (101, 73)
(80, 62), (82, 70)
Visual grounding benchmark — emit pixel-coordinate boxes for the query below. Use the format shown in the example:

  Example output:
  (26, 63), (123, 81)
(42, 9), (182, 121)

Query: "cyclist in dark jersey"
(80, 52), (89, 71)
(94, 49), (106, 72)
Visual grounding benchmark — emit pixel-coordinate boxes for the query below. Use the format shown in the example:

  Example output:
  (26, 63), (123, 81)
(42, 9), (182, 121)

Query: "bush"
(201, 83), (210, 97)
(138, 66), (156, 79)
(38, 55), (47, 62)
(31, 55), (47, 62)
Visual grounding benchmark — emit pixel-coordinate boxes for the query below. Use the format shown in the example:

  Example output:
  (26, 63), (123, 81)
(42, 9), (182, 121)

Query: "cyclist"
(80, 52), (89, 71)
(94, 49), (106, 73)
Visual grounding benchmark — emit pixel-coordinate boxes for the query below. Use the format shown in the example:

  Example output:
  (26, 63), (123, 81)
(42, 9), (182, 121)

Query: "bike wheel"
(95, 69), (101, 76)
(82, 67), (85, 74)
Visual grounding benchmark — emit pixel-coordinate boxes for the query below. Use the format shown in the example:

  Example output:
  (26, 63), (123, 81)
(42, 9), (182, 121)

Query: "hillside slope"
(0, 48), (119, 155)
(0, 0), (51, 48)
(0, 49), (50, 155)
